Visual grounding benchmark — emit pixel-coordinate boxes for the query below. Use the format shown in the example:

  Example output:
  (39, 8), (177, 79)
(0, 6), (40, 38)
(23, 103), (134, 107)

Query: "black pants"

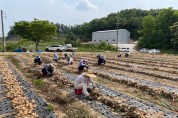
(78, 65), (88, 72)
(98, 58), (105, 65)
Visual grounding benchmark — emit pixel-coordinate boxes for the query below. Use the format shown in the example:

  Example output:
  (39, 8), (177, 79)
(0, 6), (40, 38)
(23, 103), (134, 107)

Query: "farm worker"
(78, 59), (89, 72)
(125, 53), (129, 58)
(96, 54), (106, 65)
(42, 64), (55, 76)
(66, 56), (74, 65)
(64, 52), (68, 59)
(34, 56), (42, 65)
(53, 52), (59, 62)
(118, 52), (121, 58)
(71, 51), (76, 60)
(74, 71), (97, 100)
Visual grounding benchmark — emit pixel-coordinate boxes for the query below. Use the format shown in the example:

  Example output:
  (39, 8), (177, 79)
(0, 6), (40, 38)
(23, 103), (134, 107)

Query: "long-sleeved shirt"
(34, 56), (42, 62)
(66, 57), (73, 64)
(97, 54), (105, 60)
(53, 53), (59, 60)
(43, 64), (51, 73)
(74, 75), (95, 87)
(78, 59), (88, 67)
(72, 52), (76, 58)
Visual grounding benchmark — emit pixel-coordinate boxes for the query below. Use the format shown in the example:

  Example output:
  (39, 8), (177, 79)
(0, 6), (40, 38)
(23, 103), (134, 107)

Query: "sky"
(0, 0), (178, 36)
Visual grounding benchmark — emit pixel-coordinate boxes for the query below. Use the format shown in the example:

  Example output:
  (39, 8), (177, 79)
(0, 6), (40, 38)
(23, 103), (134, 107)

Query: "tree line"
(7, 8), (178, 51)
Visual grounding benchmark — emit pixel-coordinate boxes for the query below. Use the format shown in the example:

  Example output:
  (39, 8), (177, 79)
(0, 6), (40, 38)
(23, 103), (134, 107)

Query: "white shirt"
(74, 75), (94, 87)
(72, 52), (76, 58)
(78, 59), (87, 67)
(66, 57), (73, 64)
(53, 53), (59, 60)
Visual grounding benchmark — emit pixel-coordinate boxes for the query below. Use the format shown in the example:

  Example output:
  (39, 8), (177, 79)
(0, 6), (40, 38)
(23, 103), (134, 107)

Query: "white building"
(92, 29), (137, 52)
(92, 29), (130, 44)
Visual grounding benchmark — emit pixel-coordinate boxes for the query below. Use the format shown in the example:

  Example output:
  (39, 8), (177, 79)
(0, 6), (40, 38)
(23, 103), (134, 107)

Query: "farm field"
(1, 52), (178, 118)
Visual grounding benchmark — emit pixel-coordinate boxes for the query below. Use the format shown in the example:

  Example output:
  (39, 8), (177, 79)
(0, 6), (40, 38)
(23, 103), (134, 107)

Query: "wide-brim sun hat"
(82, 71), (97, 78)
(82, 73), (97, 78)
(50, 64), (55, 69)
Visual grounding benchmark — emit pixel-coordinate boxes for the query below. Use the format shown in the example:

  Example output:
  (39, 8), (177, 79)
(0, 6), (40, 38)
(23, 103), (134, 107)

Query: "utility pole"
(1, 10), (6, 52)
(116, 21), (119, 51)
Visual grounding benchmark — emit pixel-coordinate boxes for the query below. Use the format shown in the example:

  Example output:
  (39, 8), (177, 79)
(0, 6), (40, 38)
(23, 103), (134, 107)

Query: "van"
(148, 49), (160, 53)
(139, 48), (149, 53)
(119, 48), (129, 52)
(63, 44), (72, 48)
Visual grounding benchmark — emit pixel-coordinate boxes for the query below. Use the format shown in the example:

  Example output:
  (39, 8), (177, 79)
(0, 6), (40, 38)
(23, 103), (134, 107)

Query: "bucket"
(75, 89), (83, 95)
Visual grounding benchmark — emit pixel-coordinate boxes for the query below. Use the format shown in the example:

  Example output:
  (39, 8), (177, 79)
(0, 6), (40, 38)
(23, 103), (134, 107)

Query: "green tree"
(138, 8), (178, 50)
(14, 19), (56, 51)
(6, 26), (18, 40)
(66, 32), (76, 40)
(138, 16), (156, 48)
(69, 8), (159, 41)
(170, 22), (178, 50)
(154, 8), (178, 49)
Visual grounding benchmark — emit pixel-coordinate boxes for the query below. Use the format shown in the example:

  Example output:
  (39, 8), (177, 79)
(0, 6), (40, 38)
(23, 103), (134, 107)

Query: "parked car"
(119, 48), (129, 52)
(139, 48), (149, 53)
(148, 49), (160, 53)
(63, 44), (78, 52)
(45, 45), (64, 52)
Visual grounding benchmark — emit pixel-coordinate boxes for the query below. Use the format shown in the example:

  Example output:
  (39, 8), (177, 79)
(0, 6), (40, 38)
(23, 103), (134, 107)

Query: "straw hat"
(50, 64), (55, 69)
(82, 70), (97, 78)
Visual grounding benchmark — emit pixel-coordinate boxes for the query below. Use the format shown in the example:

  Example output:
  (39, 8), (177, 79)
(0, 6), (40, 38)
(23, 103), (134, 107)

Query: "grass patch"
(32, 79), (44, 86)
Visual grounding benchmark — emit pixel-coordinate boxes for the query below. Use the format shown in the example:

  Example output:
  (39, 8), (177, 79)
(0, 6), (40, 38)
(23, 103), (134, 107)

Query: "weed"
(47, 104), (54, 112)
(32, 79), (44, 86)
(78, 108), (90, 118)
(66, 107), (90, 118)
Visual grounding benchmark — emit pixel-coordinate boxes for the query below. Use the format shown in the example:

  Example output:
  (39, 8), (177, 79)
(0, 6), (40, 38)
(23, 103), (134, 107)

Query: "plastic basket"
(75, 89), (83, 95)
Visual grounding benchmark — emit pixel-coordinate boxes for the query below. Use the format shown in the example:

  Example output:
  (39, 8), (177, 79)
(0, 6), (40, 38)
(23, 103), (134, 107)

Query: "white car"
(139, 48), (149, 53)
(148, 49), (160, 53)
(45, 45), (64, 52)
(119, 48), (129, 52)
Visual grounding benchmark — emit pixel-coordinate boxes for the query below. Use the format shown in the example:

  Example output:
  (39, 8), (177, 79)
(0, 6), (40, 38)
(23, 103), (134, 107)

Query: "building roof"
(92, 29), (129, 33)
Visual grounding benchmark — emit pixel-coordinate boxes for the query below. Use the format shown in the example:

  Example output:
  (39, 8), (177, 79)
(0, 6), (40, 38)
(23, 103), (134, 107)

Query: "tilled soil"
(2, 52), (178, 118)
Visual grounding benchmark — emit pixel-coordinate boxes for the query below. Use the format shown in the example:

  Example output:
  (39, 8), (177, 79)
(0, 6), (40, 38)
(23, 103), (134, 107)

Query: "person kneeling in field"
(53, 52), (60, 62)
(34, 56), (42, 65)
(42, 64), (55, 76)
(71, 51), (76, 60)
(66, 56), (74, 65)
(64, 52), (68, 59)
(96, 54), (106, 65)
(74, 71), (97, 101)
(125, 53), (129, 58)
(78, 59), (89, 72)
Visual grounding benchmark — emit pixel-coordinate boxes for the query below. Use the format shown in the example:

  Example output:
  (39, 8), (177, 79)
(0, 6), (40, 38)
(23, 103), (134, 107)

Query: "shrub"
(64, 39), (80, 47)
(78, 42), (116, 51)
(6, 43), (18, 51)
